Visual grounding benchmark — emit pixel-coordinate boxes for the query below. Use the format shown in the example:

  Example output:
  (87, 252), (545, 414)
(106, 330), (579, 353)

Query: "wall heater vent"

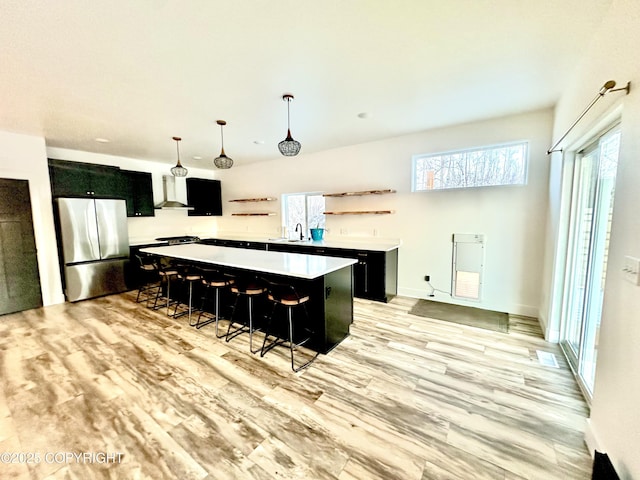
(452, 233), (485, 301)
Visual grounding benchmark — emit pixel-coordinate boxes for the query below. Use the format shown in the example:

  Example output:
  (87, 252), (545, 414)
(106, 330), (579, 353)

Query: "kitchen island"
(199, 235), (400, 302)
(140, 243), (356, 353)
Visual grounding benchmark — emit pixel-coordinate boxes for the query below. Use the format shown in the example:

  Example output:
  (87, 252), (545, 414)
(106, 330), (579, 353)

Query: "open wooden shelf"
(229, 197), (277, 203)
(323, 210), (394, 215)
(323, 189), (395, 197)
(231, 212), (276, 216)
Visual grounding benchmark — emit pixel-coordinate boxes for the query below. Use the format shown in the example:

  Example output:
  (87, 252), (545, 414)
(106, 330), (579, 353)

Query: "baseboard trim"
(584, 418), (601, 458)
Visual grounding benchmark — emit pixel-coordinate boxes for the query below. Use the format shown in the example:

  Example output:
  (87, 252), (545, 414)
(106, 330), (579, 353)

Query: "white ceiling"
(0, 0), (612, 168)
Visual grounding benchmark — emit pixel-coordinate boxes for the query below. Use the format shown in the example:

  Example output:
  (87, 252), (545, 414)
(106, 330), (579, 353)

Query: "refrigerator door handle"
(95, 199), (129, 259)
(57, 198), (101, 263)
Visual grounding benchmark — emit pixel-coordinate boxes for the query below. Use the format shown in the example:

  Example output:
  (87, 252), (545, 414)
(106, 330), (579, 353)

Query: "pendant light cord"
(175, 138), (182, 166)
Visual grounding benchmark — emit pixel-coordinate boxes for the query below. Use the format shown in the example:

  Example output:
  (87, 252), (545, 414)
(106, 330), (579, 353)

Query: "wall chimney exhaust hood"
(154, 176), (193, 209)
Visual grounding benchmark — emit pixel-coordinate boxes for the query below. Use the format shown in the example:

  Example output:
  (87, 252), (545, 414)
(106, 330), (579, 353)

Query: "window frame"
(411, 140), (530, 192)
(281, 191), (326, 239)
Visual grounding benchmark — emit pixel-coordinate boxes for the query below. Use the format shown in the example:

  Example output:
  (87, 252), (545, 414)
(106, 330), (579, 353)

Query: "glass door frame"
(559, 123), (620, 400)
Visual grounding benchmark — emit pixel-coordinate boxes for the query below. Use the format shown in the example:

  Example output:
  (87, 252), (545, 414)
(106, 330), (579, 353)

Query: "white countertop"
(205, 234), (401, 252)
(140, 243), (357, 279)
(130, 234), (401, 251)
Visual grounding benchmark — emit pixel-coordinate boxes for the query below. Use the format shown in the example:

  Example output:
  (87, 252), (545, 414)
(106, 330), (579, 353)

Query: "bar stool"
(171, 266), (203, 325)
(134, 254), (160, 306)
(226, 276), (267, 354)
(261, 280), (319, 372)
(195, 269), (235, 336)
(152, 258), (180, 315)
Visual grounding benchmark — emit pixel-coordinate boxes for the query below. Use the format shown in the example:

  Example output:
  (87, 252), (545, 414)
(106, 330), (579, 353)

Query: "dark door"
(0, 178), (42, 315)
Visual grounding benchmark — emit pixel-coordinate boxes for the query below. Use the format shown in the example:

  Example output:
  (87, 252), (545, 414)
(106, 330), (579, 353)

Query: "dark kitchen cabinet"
(48, 159), (127, 199)
(353, 250), (391, 301)
(249, 240), (397, 302)
(122, 170), (154, 217)
(186, 178), (222, 216)
(201, 238), (268, 250)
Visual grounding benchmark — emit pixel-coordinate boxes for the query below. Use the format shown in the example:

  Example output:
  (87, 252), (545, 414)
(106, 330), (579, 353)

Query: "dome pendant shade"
(170, 136), (188, 177)
(213, 120), (233, 169)
(278, 94), (301, 156)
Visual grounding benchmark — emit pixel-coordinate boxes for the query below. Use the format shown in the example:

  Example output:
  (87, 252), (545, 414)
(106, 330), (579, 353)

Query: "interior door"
(0, 178), (42, 315)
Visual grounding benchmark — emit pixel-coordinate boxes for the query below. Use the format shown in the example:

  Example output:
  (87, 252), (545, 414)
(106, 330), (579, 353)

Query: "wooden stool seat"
(267, 292), (310, 306)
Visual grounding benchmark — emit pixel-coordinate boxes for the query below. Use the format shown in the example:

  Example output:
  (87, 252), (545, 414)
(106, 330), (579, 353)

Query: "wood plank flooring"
(0, 292), (592, 479)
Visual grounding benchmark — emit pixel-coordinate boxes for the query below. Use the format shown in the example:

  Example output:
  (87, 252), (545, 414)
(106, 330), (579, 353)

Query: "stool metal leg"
(195, 284), (213, 329)
(226, 294), (262, 354)
(166, 276), (172, 315)
(214, 287), (223, 337)
(194, 285), (226, 335)
(172, 279), (197, 323)
(248, 296), (257, 354)
(152, 274), (176, 315)
(260, 303), (283, 356)
(261, 301), (318, 372)
(187, 281), (196, 326)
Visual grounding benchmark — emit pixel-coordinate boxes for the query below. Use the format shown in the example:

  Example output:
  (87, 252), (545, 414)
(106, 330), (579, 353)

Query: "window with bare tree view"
(282, 193), (325, 239)
(412, 141), (529, 191)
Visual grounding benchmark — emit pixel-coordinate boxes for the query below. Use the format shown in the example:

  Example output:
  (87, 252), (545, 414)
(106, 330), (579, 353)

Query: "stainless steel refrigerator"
(55, 198), (129, 302)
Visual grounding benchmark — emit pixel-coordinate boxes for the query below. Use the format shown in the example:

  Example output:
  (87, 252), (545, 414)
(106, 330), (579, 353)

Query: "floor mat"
(409, 299), (509, 333)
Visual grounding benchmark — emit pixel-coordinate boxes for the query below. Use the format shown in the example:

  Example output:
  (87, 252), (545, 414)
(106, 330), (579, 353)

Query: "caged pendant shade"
(213, 120), (233, 169)
(278, 94), (301, 156)
(170, 136), (188, 177)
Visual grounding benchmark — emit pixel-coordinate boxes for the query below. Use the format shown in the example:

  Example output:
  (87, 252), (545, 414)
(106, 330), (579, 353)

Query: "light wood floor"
(0, 292), (592, 479)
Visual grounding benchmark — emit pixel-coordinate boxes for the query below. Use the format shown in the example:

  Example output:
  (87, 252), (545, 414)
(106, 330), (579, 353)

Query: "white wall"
(542, 0), (640, 476)
(214, 109), (553, 316)
(0, 131), (64, 306)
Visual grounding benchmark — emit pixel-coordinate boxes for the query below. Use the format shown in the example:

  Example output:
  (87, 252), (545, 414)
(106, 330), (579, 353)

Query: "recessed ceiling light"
(95, 137), (110, 143)
(192, 156), (202, 160)
(253, 140), (265, 145)
(357, 112), (371, 119)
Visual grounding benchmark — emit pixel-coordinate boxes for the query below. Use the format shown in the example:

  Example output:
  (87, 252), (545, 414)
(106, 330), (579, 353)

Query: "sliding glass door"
(561, 126), (620, 398)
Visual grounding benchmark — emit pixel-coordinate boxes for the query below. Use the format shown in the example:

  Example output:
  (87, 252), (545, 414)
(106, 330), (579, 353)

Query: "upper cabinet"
(48, 159), (128, 199)
(186, 178), (222, 216)
(122, 170), (154, 217)
(49, 159), (155, 217)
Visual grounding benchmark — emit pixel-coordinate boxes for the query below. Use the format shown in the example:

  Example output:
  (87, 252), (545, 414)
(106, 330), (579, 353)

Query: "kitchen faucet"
(295, 223), (304, 240)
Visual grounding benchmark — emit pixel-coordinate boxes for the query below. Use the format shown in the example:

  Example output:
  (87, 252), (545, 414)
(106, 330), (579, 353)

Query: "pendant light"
(213, 120), (233, 169)
(170, 136), (188, 177)
(278, 93), (301, 156)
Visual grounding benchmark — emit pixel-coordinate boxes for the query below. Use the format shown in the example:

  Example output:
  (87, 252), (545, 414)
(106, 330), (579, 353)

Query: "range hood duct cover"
(155, 176), (193, 209)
